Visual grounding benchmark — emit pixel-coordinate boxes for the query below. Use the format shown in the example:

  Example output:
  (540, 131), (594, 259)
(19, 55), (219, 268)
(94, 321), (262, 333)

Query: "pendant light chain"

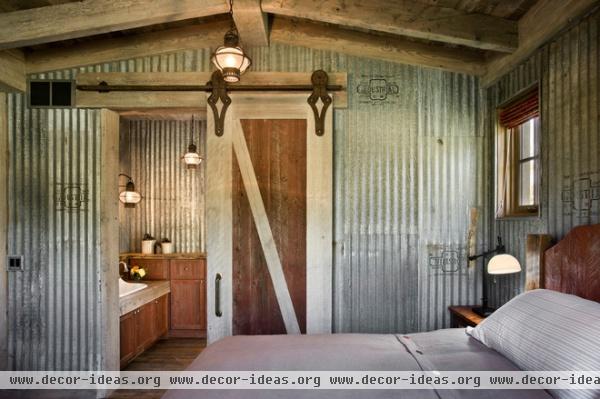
(190, 115), (195, 147)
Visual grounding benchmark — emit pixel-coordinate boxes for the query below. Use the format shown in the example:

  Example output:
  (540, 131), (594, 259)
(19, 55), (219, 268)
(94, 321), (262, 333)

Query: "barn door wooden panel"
(207, 94), (332, 344)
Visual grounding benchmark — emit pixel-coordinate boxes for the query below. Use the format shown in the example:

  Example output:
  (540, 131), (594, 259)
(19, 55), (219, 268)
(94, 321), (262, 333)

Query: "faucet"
(119, 261), (129, 274)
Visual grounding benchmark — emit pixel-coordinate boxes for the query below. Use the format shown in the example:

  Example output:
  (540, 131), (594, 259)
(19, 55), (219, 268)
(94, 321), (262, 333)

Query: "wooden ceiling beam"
(270, 17), (485, 76)
(232, 0), (270, 46)
(482, 0), (598, 87)
(0, 0), (229, 50)
(26, 20), (230, 74)
(0, 50), (26, 92)
(262, 0), (518, 53)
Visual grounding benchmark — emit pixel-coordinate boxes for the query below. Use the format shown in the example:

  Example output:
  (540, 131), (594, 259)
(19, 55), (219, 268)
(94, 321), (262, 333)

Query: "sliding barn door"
(206, 93), (332, 344)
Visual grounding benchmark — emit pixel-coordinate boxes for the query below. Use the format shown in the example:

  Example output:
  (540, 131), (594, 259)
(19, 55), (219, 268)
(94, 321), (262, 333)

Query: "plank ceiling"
(0, 0), (537, 50)
(0, 0), (597, 86)
(0, 0), (536, 19)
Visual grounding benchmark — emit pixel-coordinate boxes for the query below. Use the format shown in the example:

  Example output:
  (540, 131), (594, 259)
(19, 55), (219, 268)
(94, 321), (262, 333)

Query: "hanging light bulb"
(119, 174), (142, 208)
(211, 0), (252, 83)
(183, 116), (202, 169)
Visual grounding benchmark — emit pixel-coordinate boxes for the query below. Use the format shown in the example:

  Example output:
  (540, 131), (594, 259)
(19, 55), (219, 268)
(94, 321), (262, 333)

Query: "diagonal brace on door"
(231, 120), (301, 334)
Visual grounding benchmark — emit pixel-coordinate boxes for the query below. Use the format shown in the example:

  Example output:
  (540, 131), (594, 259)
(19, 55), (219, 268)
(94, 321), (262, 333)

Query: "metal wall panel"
(7, 91), (102, 371)
(8, 45), (487, 369)
(119, 119), (206, 253)
(486, 9), (600, 307)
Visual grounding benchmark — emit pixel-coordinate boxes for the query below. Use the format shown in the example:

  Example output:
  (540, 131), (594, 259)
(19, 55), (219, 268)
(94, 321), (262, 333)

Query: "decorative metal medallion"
(428, 244), (468, 276)
(56, 183), (89, 212)
(356, 75), (400, 105)
(307, 70), (333, 136)
(207, 70), (232, 137)
(561, 171), (600, 219)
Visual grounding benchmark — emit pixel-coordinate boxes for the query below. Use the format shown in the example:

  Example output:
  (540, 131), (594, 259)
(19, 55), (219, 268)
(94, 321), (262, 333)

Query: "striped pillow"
(468, 289), (600, 399)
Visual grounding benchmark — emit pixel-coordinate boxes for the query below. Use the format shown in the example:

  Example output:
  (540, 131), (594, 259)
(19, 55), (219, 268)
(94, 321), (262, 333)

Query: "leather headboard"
(543, 224), (600, 302)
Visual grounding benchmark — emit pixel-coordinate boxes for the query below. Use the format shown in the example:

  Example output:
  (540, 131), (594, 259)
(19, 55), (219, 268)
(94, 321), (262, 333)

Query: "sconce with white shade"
(119, 173), (142, 208)
(210, 0), (252, 83)
(488, 254), (521, 275)
(182, 116), (202, 169)
(468, 237), (521, 317)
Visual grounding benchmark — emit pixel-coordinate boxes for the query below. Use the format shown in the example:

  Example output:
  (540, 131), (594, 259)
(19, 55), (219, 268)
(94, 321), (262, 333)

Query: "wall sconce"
(210, 0), (252, 83)
(468, 237), (521, 317)
(119, 173), (142, 208)
(182, 116), (202, 169)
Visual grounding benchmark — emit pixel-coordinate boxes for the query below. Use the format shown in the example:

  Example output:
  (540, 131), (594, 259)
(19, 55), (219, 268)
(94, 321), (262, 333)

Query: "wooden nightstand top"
(448, 306), (486, 327)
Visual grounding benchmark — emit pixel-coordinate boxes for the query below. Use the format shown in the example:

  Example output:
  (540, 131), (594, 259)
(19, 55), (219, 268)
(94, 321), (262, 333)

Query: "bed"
(162, 224), (600, 399)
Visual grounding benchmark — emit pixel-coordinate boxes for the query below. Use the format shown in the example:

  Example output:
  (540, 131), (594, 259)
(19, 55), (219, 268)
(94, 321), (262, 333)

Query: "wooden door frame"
(99, 109), (121, 378)
(0, 93), (8, 370)
(206, 93), (333, 344)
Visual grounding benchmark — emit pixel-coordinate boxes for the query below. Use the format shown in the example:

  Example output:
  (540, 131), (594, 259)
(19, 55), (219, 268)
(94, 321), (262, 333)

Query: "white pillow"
(468, 289), (600, 399)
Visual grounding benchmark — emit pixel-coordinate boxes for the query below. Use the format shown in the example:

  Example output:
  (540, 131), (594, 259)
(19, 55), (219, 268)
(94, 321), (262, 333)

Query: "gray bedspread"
(162, 328), (552, 399)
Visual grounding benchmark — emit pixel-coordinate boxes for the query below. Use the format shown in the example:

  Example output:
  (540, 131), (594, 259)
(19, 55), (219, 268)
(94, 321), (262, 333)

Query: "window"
(496, 87), (540, 218)
(28, 80), (73, 108)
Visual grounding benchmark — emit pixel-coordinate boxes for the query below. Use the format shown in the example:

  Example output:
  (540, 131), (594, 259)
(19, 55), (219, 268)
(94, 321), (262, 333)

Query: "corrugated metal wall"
(7, 91), (102, 370)
(487, 8), (600, 307)
(8, 44), (488, 370)
(119, 119), (206, 253)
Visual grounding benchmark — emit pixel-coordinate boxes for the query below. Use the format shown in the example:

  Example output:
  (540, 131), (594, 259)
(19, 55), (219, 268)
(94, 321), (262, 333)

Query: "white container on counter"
(161, 242), (174, 254)
(141, 239), (156, 254)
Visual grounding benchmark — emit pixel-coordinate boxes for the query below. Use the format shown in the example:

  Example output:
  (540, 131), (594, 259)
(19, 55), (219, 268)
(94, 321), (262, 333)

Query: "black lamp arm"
(468, 236), (506, 261)
(119, 173), (133, 182)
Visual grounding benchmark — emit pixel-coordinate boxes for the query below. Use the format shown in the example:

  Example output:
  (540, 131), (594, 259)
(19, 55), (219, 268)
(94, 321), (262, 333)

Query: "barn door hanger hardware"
(76, 70), (340, 136)
(207, 70), (335, 137)
(307, 70), (332, 136)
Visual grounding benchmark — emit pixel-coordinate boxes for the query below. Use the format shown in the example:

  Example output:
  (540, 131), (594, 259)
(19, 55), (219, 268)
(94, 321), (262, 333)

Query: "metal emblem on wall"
(428, 244), (468, 276)
(356, 75), (400, 105)
(561, 171), (600, 219)
(56, 183), (89, 212)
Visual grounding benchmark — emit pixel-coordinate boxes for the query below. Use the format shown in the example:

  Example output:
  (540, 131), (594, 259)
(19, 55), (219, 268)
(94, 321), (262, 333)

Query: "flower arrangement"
(129, 265), (147, 281)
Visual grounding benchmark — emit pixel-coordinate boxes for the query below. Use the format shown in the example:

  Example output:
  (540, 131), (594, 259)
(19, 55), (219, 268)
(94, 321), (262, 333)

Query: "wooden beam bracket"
(207, 71), (232, 137)
(307, 70), (332, 136)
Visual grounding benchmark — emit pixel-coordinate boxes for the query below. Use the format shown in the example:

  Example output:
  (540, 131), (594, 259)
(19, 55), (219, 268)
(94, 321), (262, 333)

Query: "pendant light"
(119, 174), (142, 208)
(211, 0), (252, 83)
(183, 116), (202, 169)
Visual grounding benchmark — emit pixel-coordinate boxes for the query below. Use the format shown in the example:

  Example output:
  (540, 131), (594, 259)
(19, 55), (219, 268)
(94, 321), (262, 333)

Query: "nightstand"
(448, 306), (486, 328)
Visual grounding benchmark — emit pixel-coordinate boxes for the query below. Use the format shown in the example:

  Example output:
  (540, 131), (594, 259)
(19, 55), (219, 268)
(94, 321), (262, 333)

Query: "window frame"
(496, 85), (541, 219)
(509, 117), (540, 216)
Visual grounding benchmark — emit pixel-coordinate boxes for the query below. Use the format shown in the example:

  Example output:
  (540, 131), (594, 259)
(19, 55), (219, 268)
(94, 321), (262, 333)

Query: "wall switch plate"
(7, 255), (23, 271)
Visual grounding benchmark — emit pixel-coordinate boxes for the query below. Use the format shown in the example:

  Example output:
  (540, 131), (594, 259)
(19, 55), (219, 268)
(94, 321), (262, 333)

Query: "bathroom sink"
(119, 278), (147, 298)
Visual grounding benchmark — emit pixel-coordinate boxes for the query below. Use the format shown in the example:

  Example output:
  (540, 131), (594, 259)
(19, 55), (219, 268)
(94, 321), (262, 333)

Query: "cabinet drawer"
(170, 259), (204, 280)
(129, 258), (168, 280)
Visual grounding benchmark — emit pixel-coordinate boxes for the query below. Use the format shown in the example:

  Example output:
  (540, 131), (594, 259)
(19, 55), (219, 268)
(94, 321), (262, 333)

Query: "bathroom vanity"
(121, 253), (207, 339)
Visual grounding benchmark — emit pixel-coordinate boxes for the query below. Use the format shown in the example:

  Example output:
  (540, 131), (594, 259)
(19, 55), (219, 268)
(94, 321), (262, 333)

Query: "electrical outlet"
(7, 255), (23, 271)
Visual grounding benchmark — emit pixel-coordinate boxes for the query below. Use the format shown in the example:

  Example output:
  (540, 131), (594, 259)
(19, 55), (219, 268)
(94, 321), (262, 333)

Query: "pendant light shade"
(183, 143), (202, 169)
(211, 29), (252, 83)
(211, 0), (251, 83)
(119, 178), (142, 208)
(183, 116), (203, 169)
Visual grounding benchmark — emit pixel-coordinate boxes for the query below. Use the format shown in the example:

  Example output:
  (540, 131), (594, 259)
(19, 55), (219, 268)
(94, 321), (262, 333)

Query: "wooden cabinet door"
(155, 294), (169, 338)
(170, 280), (202, 330)
(129, 258), (168, 280)
(135, 302), (156, 352)
(119, 312), (136, 369)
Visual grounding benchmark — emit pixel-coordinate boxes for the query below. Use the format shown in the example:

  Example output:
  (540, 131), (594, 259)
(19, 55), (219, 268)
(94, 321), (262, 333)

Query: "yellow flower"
(138, 268), (146, 278)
